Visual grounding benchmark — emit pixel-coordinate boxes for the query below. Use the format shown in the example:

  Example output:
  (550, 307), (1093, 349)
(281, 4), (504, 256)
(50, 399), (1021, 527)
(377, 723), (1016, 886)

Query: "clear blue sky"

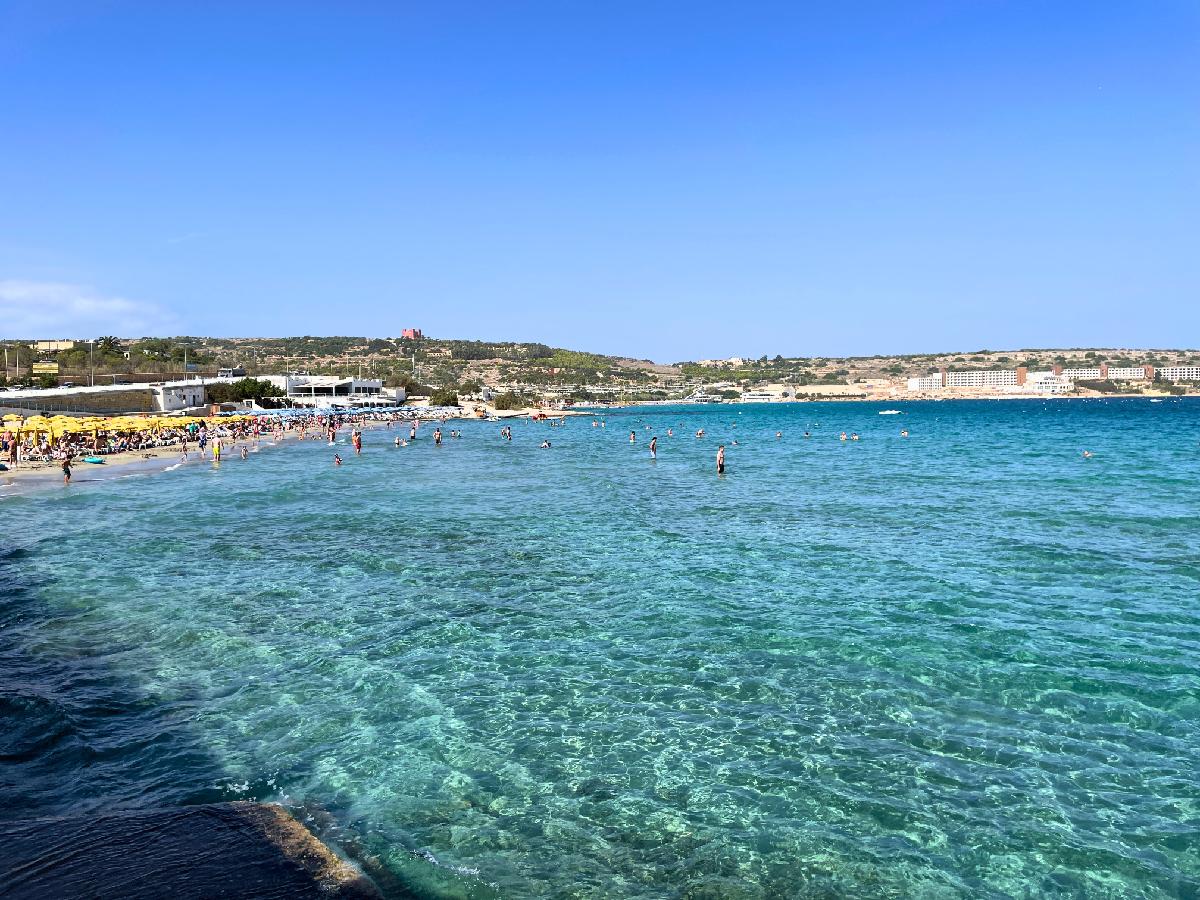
(1, 1), (1196, 362)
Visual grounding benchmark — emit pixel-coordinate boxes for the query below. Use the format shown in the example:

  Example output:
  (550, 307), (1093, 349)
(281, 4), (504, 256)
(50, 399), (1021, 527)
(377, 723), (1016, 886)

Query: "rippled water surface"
(3, 400), (1199, 898)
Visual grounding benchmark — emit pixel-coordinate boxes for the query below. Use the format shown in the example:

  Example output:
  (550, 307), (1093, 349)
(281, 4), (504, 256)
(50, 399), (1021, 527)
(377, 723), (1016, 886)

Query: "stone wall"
(0, 389), (157, 415)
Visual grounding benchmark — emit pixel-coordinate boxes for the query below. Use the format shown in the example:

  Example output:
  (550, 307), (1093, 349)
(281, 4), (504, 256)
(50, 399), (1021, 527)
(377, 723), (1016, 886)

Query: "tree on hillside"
(206, 378), (285, 406)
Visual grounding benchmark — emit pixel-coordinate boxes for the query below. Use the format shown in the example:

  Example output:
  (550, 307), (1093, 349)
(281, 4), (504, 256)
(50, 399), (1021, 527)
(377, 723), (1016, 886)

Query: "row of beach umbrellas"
(1, 412), (265, 444)
(0, 406), (405, 444)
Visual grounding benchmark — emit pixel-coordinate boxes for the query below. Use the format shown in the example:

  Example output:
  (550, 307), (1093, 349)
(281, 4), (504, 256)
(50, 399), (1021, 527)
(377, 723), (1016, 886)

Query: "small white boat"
(878, 410), (902, 415)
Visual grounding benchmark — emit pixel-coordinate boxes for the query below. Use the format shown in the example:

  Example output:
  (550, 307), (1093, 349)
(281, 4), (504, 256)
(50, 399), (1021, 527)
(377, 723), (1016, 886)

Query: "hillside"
(7, 335), (1199, 401)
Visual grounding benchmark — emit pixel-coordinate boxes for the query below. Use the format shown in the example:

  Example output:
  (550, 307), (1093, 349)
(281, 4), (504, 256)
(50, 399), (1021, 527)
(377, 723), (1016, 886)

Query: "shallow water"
(3, 399), (1198, 898)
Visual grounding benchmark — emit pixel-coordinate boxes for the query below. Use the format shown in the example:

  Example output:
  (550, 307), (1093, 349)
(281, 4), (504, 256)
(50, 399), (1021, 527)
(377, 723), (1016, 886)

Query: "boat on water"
(878, 409), (902, 415)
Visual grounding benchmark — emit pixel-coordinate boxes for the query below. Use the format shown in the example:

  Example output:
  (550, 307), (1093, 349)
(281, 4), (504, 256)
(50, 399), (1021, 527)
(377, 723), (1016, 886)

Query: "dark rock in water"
(0, 801), (382, 899)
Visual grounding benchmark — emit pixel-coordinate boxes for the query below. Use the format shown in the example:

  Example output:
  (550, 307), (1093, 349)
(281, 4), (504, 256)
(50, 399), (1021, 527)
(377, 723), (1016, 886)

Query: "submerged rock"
(0, 801), (382, 899)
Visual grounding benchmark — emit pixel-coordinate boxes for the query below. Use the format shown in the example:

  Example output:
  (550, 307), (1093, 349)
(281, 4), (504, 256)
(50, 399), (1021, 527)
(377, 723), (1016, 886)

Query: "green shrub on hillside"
(493, 391), (528, 410)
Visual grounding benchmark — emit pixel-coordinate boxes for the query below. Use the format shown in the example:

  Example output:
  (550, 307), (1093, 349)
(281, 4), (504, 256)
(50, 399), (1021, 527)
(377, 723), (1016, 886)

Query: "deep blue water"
(2, 399), (1198, 898)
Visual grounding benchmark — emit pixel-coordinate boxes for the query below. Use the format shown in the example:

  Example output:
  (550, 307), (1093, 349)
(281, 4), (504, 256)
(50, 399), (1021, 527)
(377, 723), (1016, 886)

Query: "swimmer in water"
(395, 436), (402, 447)
(334, 454), (342, 466)
(716, 444), (725, 475)
(776, 431), (782, 439)
(630, 431), (636, 443)
(540, 440), (551, 449)
(1082, 449), (1092, 458)
(840, 432), (848, 441)
(667, 428), (674, 437)
(803, 431), (811, 439)
(434, 427), (442, 446)
(900, 429), (909, 437)
(649, 436), (657, 459)
(851, 433), (860, 441)
(240, 446), (249, 460)
(696, 428), (705, 438)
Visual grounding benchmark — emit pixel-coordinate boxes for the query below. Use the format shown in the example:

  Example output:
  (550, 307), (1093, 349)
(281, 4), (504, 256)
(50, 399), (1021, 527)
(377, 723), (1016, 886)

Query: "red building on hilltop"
(401, 328), (422, 340)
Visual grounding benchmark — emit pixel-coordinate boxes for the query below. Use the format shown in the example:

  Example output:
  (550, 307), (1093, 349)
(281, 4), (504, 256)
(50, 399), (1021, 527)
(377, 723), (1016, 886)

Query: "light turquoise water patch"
(3, 399), (1199, 898)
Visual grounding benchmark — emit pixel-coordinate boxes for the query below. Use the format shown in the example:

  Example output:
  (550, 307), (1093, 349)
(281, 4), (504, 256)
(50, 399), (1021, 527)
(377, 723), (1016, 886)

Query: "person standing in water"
(716, 444), (725, 475)
(649, 436), (657, 459)
(61, 454), (72, 484)
(352, 429), (362, 455)
(630, 430), (636, 443)
(334, 453), (342, 466)
(212, 435), (222, 462)
(434, 427), (442, 446)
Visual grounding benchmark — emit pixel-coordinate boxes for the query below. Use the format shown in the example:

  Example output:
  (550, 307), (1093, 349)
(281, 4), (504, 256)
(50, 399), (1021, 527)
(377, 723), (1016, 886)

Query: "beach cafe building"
(261, 374), (400, 407)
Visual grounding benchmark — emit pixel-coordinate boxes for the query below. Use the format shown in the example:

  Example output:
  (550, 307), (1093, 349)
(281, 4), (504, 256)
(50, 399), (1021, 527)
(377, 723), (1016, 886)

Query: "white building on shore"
(907, 369), (1023, 391)
(261, 374), (402, 406)
(945, 369), (1019, 388)
(1059, 364), (1154, 382)
(907, 361), (1171, 393)
(906, 373), (944, 391)
(1157, 365), (1200, 382)
(1024, 372), (1073, 394)
(1107, 366), (1155, 381)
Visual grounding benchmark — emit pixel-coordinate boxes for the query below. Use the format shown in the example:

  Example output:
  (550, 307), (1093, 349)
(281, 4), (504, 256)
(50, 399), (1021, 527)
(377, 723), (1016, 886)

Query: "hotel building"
(1158, 365), (1200, 382)
(1056, 364), (1154, 382)
(945, 369), (1020, 387)
(906, 362), (1173, 393)
(907, 367), (1027, 390)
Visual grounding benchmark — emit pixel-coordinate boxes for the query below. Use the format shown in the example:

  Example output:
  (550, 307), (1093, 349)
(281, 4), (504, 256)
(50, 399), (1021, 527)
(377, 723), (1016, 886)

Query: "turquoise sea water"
(2, 399), (1198, 898)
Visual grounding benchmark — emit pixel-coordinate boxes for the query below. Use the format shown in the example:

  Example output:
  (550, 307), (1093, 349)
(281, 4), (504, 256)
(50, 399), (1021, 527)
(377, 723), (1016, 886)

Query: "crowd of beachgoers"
(0, 408), (456, 478)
